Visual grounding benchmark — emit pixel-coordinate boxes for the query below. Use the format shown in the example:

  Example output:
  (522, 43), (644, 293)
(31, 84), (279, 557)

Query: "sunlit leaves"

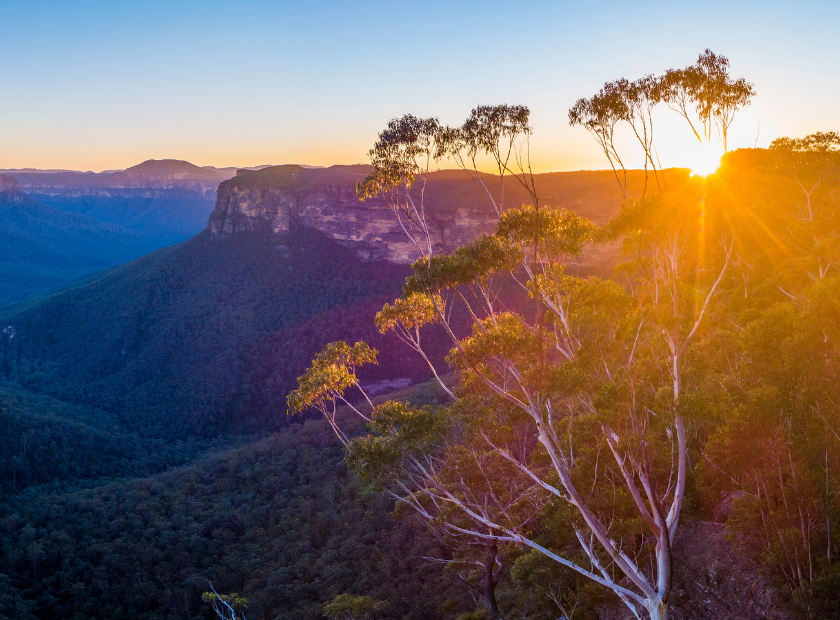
(375, 292), (441, 334)
(287, 341), (377, 415)
(456, 104), (531, 161)
(356, 114), (442, 202)
(404, 234), (520, 294)
(451, 313), (538, 373)
(201, 591), (248, 620)
(496, 205), (596, 257)
(323, 593), (383, 620)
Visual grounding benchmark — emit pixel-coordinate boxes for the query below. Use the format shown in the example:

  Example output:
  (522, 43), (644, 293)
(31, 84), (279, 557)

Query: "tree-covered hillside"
(30, 192), (215, 241)
(0, 380), (207, 499)
(0, 178), (163, 307)
(0, 409), (468, 620)
(0, 226), (437, 437)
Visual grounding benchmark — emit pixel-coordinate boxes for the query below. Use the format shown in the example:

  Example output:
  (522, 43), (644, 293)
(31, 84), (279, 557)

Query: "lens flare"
(687, 142), (724, 177)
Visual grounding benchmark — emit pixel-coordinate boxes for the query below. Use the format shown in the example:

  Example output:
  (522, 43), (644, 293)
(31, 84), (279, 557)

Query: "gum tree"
(292, 53), (752, 620)
(769, 131), (840, 221)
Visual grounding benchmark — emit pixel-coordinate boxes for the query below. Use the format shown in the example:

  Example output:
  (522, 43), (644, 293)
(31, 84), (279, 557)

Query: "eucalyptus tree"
(291, 111), (742, 620)
(690, 49), (755, 151)
(290, 51), (760, 619)
(660, 49), (755, 151)
(569, 80), (630, 199)
(202, 588), (249, 620)
(570, 75), (663, 199)
(356, 114), (443, 257)
(619, 75), (664, 195)
(770, 131), (840, 221)
(437, 104), (533, 216)
(293, 193), (733, 620)
(571, 49), (755, 202)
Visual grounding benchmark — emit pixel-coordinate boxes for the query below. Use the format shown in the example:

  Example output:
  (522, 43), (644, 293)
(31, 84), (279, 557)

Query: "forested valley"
(3, 145), (840, 620)
(3, 50), (840, 620)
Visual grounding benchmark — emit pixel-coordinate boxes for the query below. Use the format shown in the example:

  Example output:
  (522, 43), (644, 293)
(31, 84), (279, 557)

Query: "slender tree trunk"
(827, 447), (832, 562)
(481, 542), (501, 620)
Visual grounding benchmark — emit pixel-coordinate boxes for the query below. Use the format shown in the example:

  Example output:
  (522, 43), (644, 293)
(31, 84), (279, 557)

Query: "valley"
(1, 148), (839, 620)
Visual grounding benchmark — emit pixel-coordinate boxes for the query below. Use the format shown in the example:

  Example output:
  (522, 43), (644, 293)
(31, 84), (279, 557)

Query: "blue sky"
(1, 0), (837, 171)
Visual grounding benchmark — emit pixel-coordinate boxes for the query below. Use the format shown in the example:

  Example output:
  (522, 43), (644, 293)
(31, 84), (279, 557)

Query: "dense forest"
(0, 390), (475, 620)
(0, 177), (163, 306)
(29, 193), (214, 241)
(0, 226), (438, 439)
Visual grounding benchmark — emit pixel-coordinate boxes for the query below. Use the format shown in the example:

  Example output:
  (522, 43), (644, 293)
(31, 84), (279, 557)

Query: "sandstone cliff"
(209, 164), (504, 262)
(208, 164), (690, 263)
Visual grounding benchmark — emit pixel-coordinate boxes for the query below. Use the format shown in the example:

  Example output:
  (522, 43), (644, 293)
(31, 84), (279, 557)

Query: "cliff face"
(208, 165), (500, 262)
(208, 164), (690, 263)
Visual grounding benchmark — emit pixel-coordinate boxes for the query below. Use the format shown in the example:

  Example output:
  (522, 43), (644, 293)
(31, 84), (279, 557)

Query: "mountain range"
(2, 160), (241, 241)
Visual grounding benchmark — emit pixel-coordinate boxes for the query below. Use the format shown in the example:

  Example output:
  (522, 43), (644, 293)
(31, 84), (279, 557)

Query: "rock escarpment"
(208, 164), (691, 263)
(208, 165), (501, 262)
(1, 159), (266, 239)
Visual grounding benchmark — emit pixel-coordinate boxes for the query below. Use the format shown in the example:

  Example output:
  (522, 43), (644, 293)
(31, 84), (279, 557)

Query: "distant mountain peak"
(112, 159), (227, 182)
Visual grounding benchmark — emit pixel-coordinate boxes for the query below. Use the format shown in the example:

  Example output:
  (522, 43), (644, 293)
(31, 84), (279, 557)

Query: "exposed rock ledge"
(207, 164), (688, 263)
(208, 164), (501, 263)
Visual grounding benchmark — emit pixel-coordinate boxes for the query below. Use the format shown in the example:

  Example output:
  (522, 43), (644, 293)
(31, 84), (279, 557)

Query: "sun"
(686, 142), (724, 177)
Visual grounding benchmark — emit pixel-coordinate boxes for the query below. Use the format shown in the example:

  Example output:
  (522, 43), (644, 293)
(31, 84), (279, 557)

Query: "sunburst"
(687, 142), (724, 178)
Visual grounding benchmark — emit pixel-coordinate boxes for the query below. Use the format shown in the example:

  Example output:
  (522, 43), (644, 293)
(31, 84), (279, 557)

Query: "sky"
(0, 0), (838, 173)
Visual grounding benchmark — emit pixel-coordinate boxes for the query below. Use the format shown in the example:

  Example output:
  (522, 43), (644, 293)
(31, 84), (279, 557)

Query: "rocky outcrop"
(208, 165), (501, 262)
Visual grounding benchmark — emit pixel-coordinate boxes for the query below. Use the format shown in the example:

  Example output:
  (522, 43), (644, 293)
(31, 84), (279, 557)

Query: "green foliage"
(495, 206), (596, 256)
(288, 341), (378, 415)
(0, 227), (416, 437)
(0, 573), (36, 620)
(404, 234), (520, 294)
(0, 193), (163, 306)
(441, 105), (530, 163)
(202, 590), (249, 620)
(323, 593), (383, 620)
(403, 205), (593, 297)
(375, 293), (440, 334)
(0, 414), (466, 620)
(347, 401), (448, 485)
(356, 115), (442, 202)
(0, 380), (202, 498)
